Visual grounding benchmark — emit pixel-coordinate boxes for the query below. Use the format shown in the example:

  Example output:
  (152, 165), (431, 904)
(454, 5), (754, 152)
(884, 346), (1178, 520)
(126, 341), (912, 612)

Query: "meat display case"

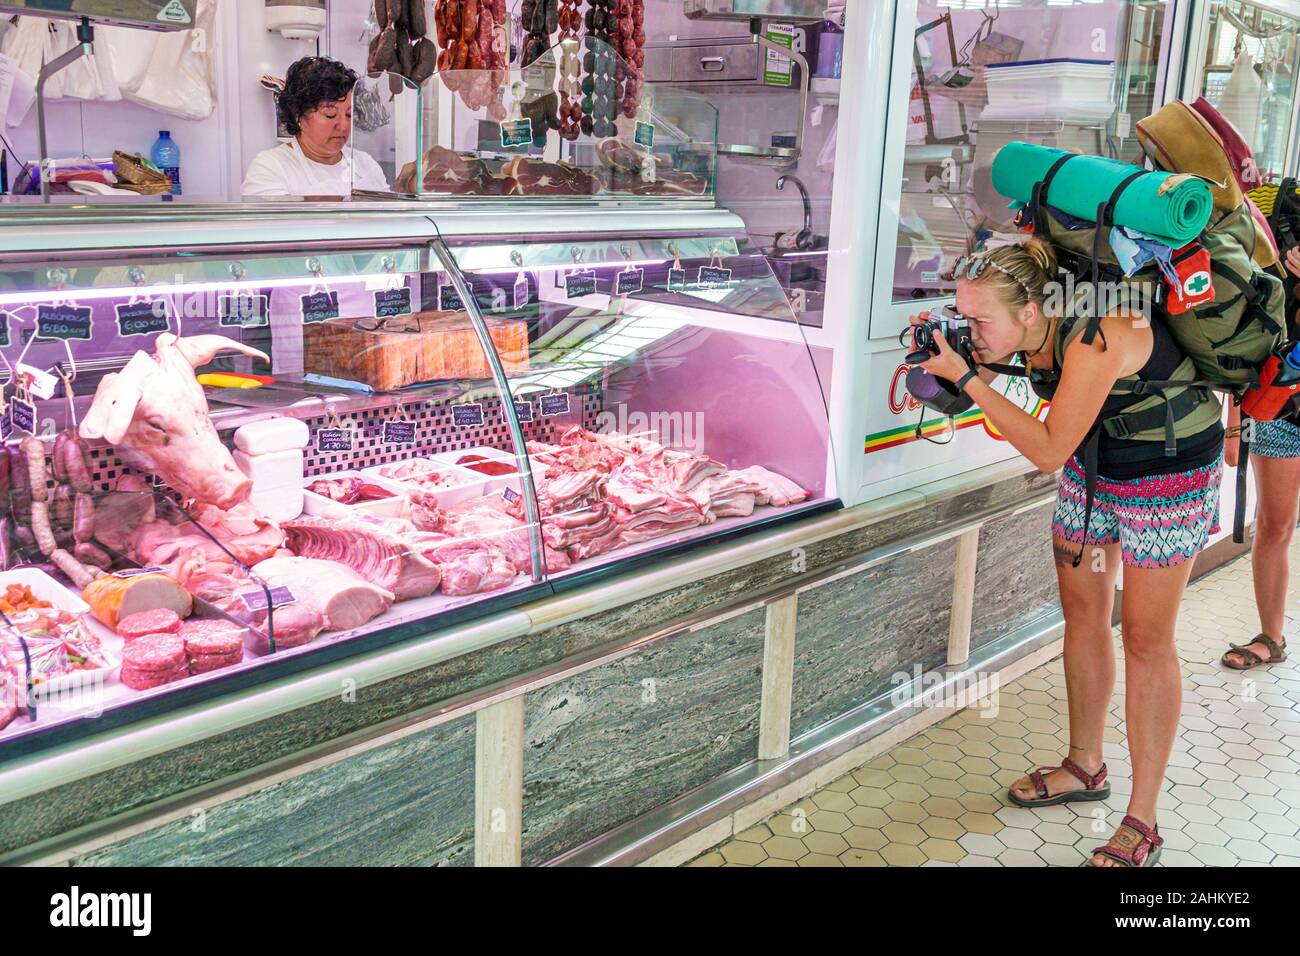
(0, 204), (837, 757)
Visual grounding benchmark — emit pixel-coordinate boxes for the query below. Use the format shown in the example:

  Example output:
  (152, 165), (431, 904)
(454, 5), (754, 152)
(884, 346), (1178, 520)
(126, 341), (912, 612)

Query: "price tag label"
(616, 268), (644, 296)
(238, 586), (297, 612)
(438, 283), (464, 312)
(316, 427), (353, 452)
(513, 400), (534, 423)
(16, 363), (58, 400)
(500, 117), (534, 148)
(634, 122), (655, 148)
(10, 398), (36, 434)
(502, 486), (520, 504)
(539, 392), (570, 416)
(300, 291), (340, 325)
(112, 566), (165, 578)
(374, 286), (413, 318)
(452, 402), (485, 427)
(698, 266), (733, 288)
(115, 299), (170, 338)
(0, 413), (10, 442)
(513, 273), (529, 309)
(0, 311), (11, 348)
(219, 293), (270, 328)
(565, 271), (597, 299)
(668, 267), (687, 291)
(36, 304), (93, 341)
(383, 419), (416, 444)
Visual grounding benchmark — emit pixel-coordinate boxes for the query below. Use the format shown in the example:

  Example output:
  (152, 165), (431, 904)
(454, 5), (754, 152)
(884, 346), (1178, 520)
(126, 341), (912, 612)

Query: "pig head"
(80, 334), (270, 510)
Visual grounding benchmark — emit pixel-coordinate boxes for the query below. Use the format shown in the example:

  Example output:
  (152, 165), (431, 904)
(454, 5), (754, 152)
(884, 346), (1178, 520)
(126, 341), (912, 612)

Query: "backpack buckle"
(1108, 417), (1133, 439)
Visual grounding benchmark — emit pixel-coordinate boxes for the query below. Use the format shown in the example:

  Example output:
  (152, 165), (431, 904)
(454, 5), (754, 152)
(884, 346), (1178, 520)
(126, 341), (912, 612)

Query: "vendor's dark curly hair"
(277, 57), (358, 137)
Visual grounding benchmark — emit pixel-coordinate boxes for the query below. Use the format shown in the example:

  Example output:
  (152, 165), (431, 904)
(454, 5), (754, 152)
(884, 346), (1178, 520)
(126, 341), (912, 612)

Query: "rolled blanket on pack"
(991, 141), (1213, 248)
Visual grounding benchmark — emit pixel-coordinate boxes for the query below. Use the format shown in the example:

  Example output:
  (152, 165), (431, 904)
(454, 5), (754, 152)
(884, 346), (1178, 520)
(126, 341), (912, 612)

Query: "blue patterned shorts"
(1249, 417), (1300, 459)
(1051, 454), (1223, 569)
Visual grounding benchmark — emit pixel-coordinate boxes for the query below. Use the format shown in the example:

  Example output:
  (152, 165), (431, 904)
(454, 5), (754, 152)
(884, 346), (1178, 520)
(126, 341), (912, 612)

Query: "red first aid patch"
(1164, 244), (1215, 315)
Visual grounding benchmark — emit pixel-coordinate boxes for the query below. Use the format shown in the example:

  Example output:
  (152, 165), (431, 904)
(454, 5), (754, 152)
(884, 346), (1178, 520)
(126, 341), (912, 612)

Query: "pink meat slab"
(120, 634), (186, 674)
(117, 608), (183, 641)
(120, 662), (189, 691)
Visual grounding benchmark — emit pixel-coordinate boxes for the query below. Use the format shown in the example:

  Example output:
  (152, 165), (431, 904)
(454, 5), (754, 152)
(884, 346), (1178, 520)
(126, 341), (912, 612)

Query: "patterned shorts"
(1051, 454), (1223, 569)
(1250, 417), (1300, 459)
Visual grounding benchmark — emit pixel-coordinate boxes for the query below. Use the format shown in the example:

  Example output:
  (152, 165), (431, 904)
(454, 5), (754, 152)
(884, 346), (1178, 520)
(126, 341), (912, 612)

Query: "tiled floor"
(688, 541), (1300, 867)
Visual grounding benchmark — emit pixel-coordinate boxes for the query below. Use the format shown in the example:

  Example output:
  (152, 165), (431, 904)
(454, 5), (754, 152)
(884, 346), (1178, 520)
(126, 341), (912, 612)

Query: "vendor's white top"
(241, 137), (389, 197)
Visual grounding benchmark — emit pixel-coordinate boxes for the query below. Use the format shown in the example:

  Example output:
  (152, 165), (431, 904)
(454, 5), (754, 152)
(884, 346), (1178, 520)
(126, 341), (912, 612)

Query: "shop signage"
(316, 427), (353, 452)
(513, 274), (529, 309)
(238, 586), (297, 612)
(539, 392), (570, 416)
(513, 400), (534, 423)
(218, 293), (269, 328)
(300, 291), (340, 324)
(10, 398), (35, 434)
(763, 23), (797, 87)
(36, 304), (93, 341)
(565, 271), (597, 299)
(115, 299), (170, 338)
(698, 266), (733, 288)
(634, 122), (654, 149)
(500, 117), (534, 148)
(0, 311), (10, 348)
(453, 402), (485, 427)
(668, 267), (687, 291)
(616, 268), (644, 296)
(438, 283), (464, 312)
(383, 419), (416, 444)
(374, 285), (412, 318)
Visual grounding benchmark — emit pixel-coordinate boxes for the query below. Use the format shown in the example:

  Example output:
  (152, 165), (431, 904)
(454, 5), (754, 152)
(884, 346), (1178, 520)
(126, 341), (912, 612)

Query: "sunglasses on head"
(948, 254), (1035, 297)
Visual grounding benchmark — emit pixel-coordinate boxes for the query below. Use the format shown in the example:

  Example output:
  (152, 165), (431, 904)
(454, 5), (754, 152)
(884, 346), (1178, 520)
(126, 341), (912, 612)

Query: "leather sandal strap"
(1254, 634), (1285, 659)
(1028, 768), (1048, 800)
(1061, 757), (1107, 790)
(1119, 815), (1161, 846)
(1092, 817), (1161, 867)
(1228, 643), (1264, 666)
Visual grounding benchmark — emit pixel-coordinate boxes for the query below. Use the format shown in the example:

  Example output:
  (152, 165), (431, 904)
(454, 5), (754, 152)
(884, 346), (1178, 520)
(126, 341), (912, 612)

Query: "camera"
(904, 309), (976, 367)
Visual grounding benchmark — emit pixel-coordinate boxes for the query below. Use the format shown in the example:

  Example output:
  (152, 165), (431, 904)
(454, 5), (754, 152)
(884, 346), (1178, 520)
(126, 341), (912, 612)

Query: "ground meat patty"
(189, 652), (244, 675)
(120, 661), (189, 690)
(180, 619), (246, 658)
(121, 633), (186, 674)
(117, 608), (182, 641)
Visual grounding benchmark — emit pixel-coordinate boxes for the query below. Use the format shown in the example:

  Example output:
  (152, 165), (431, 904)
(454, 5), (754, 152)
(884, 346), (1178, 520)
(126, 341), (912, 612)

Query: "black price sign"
(668, 267), (687, 291)
(565, 271), (597, 299)
(238, 586), (297, 612)
(452, 402), (485, 427)
(316, 427), (353, 452)
(616, 269), (644, 296)
(10, 398), (35, 434)
(115, 299), (170, 338)
(0, 311), (10, 348)
(36, 304), (93, 341)
(374, 286), (412, 318)
(0, 411), (10, 442)
(438, 284), (464, 312)
(513, 400), (534, 423)
(502, 486), (520, 505)
(300, 291), (340, 325)
(634, 122), (655, 148)
(500, 117), (534, 148)
(539, 392), (570, 417)
(219, 293), (270, 328)
(698, 266), (733, 288)
(383, 419), (416, 444)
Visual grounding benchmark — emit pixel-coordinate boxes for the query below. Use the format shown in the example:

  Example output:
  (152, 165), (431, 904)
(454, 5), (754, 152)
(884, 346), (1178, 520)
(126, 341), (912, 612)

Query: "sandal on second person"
(1221, 634), (1287, 670)
(1007, 757), (1109, 807)
(1085, 815), (1162, 867)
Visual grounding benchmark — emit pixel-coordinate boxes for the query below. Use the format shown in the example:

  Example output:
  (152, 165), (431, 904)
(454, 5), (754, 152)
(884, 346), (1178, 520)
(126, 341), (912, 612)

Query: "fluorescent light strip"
(0, 272), (403, 307)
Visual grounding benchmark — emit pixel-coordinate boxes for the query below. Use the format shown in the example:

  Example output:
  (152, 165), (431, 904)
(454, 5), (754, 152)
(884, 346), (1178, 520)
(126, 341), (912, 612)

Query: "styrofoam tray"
(303, 471), (411, 519)
(432, 447), (548, 500)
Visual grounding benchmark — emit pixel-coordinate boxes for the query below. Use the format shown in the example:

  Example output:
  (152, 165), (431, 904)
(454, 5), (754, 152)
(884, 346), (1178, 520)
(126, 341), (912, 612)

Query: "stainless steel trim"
(546, 607), (1066, 867)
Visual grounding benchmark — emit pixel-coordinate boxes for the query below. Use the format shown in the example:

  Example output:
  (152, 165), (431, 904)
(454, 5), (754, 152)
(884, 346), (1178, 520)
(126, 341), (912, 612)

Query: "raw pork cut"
(282, 516), (441, 600)
(731, 466), (810, 507)
(252, 556), (394, 632)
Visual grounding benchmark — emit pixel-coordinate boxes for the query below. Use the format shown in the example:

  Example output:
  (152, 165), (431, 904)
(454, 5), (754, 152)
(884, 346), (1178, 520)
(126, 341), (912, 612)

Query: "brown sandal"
(1222, 634), (1287, 670)
(1085, 815), (1162, 867)
(1007, 757), (1110, 807)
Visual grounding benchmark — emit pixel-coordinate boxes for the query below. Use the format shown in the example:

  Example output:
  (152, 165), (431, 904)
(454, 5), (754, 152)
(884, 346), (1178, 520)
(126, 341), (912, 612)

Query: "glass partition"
(0, 238), (545, 751)
(1195, 0), (1300, 183)
(876, 0), (1176, 335)
(441, 230), (835, 587)
(367, 39), (719, 200)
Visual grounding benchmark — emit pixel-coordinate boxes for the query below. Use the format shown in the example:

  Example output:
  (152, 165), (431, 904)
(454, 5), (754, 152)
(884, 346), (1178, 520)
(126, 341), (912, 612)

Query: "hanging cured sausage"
(615, 0), (645, 118)
(369, 1), (436, 86)
(556, 0), (583, 140)
(433, 0), (508, 114)
(582, 0), (618, 138)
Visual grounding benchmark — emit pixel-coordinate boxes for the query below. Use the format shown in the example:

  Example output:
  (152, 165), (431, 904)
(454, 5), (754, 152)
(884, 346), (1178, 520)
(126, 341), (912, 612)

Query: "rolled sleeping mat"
(991, 141), (1213, 249)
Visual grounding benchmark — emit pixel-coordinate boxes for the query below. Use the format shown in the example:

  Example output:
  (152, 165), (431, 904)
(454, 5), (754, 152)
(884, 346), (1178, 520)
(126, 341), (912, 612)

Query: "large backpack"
(1001, 152), (1285, 550)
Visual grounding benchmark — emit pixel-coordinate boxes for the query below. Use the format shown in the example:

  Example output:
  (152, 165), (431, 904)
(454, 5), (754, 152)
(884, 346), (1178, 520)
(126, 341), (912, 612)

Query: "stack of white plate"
(981, 58), (1116, 122)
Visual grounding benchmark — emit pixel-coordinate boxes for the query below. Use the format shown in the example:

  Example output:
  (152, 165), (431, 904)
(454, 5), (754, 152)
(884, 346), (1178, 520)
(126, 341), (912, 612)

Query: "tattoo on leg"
(1054, 540), (1083, 567)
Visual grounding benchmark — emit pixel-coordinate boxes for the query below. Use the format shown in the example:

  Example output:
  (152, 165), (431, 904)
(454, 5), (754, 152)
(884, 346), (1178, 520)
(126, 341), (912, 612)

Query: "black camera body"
(905, 312), (976, 367)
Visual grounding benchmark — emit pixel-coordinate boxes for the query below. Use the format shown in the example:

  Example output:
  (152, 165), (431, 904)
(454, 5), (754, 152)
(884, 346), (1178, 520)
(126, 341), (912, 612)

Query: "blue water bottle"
(150, 131), (181, 197)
